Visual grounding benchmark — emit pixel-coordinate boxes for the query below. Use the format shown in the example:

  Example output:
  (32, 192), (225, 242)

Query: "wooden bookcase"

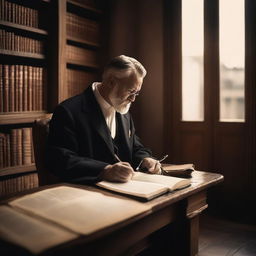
(50, 0), (102, 108)
(0, 0), (105, 196)
(0, 0), (52, 195)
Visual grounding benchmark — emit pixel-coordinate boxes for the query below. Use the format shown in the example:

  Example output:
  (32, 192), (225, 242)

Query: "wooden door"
(164, 0), (256, 222)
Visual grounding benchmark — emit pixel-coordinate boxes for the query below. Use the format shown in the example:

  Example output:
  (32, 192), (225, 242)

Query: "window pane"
(182, 0), (204, 121)
(219, 0), (245, 122)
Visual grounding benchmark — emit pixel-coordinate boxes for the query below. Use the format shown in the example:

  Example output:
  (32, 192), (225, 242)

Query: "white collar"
(92, 82), (116, 117)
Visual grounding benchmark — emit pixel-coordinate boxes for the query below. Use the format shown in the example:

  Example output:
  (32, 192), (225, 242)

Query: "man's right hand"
(101, 162), (134, 182)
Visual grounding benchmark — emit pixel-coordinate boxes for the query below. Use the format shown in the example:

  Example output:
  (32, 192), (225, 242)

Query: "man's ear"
(109, 76), (116, 88)
(107, 76), (118, 91)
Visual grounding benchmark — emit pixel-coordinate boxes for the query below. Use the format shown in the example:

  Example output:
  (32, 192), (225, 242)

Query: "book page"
(0, 206), (77, 254)
(9, 186), (151, 235)
(97, 180), (168, 200)
(132, 172), (191, 191)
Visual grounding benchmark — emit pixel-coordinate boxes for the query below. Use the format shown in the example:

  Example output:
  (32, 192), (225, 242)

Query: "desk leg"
(127, 191), (208, 256)
(162, 214), (200, 256)
(185, 190), (208, 256)
(185, 214), (199, 256)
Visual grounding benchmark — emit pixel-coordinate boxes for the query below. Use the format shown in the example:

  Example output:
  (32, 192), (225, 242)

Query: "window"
(182, 0), (204, 121)
(219, 0), (245, 122)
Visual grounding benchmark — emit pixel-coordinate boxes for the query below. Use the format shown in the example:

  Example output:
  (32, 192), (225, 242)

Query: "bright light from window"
(182, 0), (204, 121)
(219, 0), (245, 122)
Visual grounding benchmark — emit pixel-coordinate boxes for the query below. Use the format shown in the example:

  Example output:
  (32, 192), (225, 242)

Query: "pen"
(158, 154), (168, 163)
(154, 154), (169, 171)
(114, 154), (122, 162)
(135, 159), (144, 171)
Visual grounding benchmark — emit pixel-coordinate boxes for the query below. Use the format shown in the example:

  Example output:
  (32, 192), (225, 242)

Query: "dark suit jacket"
(46, 85), (152, 183)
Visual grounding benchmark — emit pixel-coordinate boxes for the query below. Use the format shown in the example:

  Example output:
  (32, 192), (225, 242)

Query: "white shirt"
(92, 82), (116, 138)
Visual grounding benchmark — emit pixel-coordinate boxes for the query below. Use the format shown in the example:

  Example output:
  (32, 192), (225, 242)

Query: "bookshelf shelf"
(0, 111), (50, 125)
(67, 37), (100, 48)
(0, 21), (48, 36)
(67, 0), (102, 14)
(66, 59), (99, 69)
(0, 164), (36, 177)
(0, 49), (45, 60)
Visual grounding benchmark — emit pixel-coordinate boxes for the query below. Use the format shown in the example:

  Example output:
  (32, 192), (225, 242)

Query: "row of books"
(0, 64), (46, 112)
(66, 69), (96, 98)
(0, 173), (38, 196)
(0, 127), (35, 169)
(0, 29), (44, 54)
(66, 12), (99, 45)
(66, 45), (98, 67)
(0, 0), (39, 28)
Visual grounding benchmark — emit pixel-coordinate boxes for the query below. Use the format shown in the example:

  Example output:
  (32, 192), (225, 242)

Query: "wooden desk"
(0, 171), (223, 256)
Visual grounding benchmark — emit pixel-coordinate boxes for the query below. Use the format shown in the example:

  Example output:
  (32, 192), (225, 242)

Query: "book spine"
(22, 128), (31, 165)
(7, 0), (11, 22)
(3, 65), (9, 112)
(35, 67), (39, 110)
(25, 6), (29, 27)
(10, 129), (17, 166)
(39, 67), (43, 110)
(16, 128), (22, 166)
(23, 65), (28, 111)
(42, 67), (47, 110)
(28, 66), (33, 111)
(21, 5), (25, 26)
(14, 65), (19, 112)
(9, 65), (15, 112)
(6, 133), (11, 167)
(32, 66), (36, 110)
(18, 65), (23, 111)
(12, 2), (16, 24)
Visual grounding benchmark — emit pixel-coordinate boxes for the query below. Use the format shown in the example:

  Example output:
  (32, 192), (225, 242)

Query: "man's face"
(109, 74), (143, 114)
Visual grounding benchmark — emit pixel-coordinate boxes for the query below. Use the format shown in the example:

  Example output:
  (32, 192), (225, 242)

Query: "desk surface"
(0, 171), (223, 256)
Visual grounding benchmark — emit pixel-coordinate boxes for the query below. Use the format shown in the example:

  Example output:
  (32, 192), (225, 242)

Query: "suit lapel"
(117, 113), (132, 152)
(82, 87), (115, 154)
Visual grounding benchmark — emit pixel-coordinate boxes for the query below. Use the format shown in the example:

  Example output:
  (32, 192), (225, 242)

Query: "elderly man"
(46, 55), (161, 183)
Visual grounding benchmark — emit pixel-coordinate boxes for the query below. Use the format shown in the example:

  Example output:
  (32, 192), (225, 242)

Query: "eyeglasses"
(128, 90), (140, 98)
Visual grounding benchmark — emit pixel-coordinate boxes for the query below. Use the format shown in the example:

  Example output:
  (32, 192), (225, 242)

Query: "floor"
(198, 214), (256, 256)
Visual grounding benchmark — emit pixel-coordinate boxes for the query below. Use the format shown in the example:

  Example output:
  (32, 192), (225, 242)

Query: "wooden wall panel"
(214, 128), (246, 194)
(180, 132), (205, 169)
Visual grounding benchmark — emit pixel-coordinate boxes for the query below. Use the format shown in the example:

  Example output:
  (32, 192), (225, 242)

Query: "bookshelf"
(0, 0), (52, 195)
(53, 0), (101, 103)
(0, 0), (105, 196)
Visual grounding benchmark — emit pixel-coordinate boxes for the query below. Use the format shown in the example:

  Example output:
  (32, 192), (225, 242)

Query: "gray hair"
(103, 55), (147, 81)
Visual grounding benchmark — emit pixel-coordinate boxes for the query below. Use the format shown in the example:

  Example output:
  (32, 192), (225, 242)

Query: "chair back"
(32, 115), (59, 186)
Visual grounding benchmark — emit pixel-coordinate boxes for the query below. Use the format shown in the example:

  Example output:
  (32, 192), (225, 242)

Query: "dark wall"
(106, 0), (164, 157)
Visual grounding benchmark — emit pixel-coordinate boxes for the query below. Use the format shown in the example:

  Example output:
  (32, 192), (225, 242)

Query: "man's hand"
(141, 157), (162, 174)
(101, 162), (134, 182)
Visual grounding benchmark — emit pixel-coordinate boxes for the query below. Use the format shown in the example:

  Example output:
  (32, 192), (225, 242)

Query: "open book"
(0, 186), (151, 254)
(97, 172), (191, 201)
(161, 163), (195, 178)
